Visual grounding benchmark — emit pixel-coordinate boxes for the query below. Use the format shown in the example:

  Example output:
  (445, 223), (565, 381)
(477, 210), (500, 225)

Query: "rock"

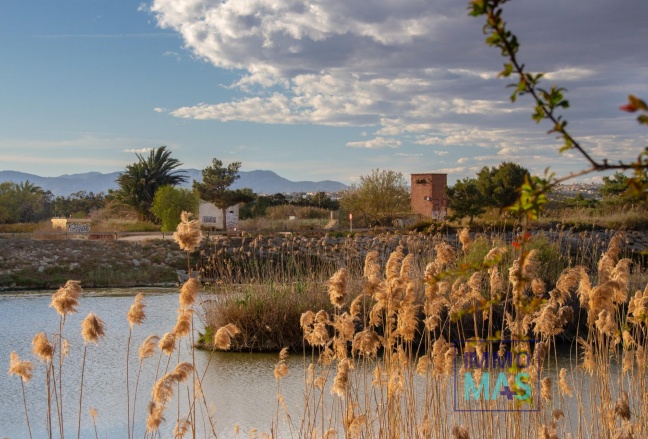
(132, 259), (140, 267)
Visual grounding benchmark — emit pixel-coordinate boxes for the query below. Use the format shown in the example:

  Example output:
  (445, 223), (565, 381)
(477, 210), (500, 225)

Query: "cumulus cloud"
(149, 0), (648, 169)
(347, 137), (401, 149)
(153, 107), (168, 113)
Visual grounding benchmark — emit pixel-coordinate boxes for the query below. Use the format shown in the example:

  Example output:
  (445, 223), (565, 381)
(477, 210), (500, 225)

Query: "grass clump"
(201, 282), (335, 352)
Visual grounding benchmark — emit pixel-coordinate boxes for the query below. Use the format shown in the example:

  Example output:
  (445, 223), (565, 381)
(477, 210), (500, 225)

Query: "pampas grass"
(6, 219), (648, 438)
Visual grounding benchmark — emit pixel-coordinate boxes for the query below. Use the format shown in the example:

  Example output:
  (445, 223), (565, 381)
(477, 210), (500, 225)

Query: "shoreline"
(2, 228), (647, 290)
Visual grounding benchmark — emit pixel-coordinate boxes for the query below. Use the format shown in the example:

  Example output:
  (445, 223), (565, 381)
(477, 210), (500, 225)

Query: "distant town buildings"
(410, 173), (448, 220)
(551, 183), (602, 199)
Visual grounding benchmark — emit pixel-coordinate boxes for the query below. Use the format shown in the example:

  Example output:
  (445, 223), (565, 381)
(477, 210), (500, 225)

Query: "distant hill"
(0, 169), (348, 196)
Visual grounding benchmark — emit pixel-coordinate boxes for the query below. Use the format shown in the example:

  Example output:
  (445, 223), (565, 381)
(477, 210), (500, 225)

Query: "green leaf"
(499, 62), (513, 78)
(629, 95), (648, 111)
(559, 144), (573, 153)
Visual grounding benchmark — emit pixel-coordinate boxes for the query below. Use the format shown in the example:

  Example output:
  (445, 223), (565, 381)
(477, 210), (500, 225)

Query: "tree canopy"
(115, 146), (188, 221)
(151, 186), (199, 232)
(446, 162), (530, 223)
(476, 162), (530, 209)
(339, 169), (410, 227)
(0, 181), (52, 224)
(600, 172), (648, 205)
(446, 178), (485, 225)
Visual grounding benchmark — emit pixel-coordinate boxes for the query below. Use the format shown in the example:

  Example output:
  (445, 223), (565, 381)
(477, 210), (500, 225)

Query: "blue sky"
(1, 0), (647, 186)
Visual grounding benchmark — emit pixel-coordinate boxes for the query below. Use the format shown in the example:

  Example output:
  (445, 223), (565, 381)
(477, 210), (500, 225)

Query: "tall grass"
(259, 230), (648, 438)
(6, 223), (648, 438)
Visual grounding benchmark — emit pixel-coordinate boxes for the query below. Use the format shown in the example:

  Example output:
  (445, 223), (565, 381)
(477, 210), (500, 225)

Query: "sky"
(1, 0), (647, 186)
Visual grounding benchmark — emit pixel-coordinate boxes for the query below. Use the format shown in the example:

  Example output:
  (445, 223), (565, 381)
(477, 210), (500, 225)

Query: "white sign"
(67, 223), (90, 233)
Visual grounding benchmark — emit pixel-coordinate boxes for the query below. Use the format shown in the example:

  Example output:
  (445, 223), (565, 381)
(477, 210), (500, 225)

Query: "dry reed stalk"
(8, 351), (34, 439)
(147, 362), (195, 433)
(78, 313), (105, 439)
(89, 408), (99, 439)
(132, 335), (159, 439)
(32, 331), (55, 438)
(126, 293), (146, 439)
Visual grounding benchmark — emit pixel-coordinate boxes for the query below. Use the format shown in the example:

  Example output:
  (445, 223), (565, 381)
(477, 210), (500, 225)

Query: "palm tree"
(115, 147), (188, 221)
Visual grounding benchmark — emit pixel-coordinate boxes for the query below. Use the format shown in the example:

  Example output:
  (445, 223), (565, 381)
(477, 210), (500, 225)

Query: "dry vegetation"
(6, 217), (648, 438)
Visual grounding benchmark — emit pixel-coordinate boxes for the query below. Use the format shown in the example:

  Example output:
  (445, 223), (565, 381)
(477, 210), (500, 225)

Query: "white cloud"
(395, 153), (423, 157)
(346, 137), (401, 149)
(162, 51), (181, 61)
(148, 0), (648, 178)
(544, 67), (595, 81)
(153, 107), (168, 113)
(123, 148), (154, 154)
(0, 154), (124, 167)
(433, 150), (449, 156)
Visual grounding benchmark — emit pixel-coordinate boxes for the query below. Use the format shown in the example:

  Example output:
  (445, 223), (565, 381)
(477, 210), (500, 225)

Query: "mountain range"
(0, 169), (348, 197)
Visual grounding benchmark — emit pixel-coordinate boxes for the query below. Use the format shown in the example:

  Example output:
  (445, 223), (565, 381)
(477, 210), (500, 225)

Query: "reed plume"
(458, 227), (471, 251)
(328, 268), (348, 309)
(451, 425), (470, 439)
(174, 211), (203, 253)
(32, 332), (54, 362)
(148, 362), (195, 433)
(352, 329), (382, 357)
(50, 280), (81, 316)
(174, 418), (192, 438)
(173, 307), (193, 338)
(614, 390), (631, 420)
(558, 368), (573, 397)
(81, 313), (106, 344)
(127, 293), (146, 328)
(331, 358), (350, 397)
(9, 351), (33, 382)
(214, 323), (240, 350)
(385, 246), (404, 281)
(159, 332), (177, 356)
(363, 250), (381, 284)
(179, 277), (201, 308)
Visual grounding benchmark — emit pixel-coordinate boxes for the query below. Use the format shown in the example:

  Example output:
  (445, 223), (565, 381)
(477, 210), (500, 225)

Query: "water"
(1, 289), (636, 439)
(0, 289), (305, 439)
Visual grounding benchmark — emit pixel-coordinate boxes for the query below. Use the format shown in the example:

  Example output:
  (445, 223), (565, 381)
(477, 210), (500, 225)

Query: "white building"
(198, 201), (239, 230)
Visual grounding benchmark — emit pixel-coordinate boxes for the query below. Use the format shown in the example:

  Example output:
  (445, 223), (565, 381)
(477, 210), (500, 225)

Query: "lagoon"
(0, 289), (306, 439)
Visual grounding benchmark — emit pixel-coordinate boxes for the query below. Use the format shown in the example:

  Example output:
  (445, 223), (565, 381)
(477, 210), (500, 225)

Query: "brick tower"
(410, 173), (447, 220)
